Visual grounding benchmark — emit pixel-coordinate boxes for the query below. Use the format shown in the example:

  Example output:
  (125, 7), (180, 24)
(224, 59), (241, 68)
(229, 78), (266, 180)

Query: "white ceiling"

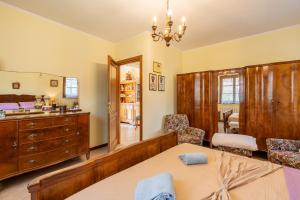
(1, 0), (300, 50)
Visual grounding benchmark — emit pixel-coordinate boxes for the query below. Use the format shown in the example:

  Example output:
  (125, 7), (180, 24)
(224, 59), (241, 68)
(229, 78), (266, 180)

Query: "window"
(63, 77), (79, 98)
(219, 75), (239, 104)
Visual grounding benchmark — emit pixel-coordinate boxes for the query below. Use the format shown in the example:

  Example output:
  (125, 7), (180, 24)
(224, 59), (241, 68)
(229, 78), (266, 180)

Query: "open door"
(108, 55), (119, 151)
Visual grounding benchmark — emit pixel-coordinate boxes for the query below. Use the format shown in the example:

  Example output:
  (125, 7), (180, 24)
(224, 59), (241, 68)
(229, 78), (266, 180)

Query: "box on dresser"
(0, 112), (90, 181)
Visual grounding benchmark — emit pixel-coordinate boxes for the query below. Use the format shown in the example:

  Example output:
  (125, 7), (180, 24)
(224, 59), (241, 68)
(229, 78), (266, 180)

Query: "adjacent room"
(0, 0), (299, 200)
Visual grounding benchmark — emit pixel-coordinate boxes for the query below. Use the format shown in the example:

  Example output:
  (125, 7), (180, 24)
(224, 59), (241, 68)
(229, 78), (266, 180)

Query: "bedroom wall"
(115, 32), (182, 139)
(182, 25), (300, 72)
(0, 2), (115, 147)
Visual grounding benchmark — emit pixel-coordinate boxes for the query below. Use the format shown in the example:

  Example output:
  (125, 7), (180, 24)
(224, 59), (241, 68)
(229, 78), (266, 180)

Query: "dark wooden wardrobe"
(244, 61), (300, 150)
(177, 60), (300, 150)
(177, 72), (214, 142)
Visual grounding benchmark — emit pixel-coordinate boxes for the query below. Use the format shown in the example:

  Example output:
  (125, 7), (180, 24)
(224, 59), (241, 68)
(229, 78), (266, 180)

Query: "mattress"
(67, 144), (289, 200)
(228, 112), (239, 122)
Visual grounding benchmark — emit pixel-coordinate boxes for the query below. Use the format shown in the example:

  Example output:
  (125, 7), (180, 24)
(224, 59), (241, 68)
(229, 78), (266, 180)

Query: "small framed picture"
(12, 82), (20, 89)
(50, 80), (58, 87)
(158, 75), (165, 91)
(149, 73), (157, 91)
(153, 61), (161, 74)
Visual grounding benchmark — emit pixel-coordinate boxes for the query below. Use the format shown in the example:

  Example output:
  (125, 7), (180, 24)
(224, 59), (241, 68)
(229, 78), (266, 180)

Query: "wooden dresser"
(0, 112), (90, 181)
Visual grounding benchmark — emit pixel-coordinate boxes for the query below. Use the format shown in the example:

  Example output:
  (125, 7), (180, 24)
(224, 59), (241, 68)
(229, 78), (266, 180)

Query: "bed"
(228, 112), (239, 123)
(28, 131), (292, 200)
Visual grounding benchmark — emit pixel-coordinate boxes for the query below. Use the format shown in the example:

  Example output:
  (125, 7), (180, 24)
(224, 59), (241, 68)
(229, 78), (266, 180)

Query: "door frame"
(117, 55), (143, 143)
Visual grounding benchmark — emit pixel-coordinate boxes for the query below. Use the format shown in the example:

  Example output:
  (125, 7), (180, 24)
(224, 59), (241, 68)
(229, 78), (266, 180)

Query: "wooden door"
(273, 62), (300, 140)
(0, 121), (18, 180)
(108, 56), (119, 151)
(177, 74), (195, 124)
(244, 65), (275, 150)
(193, 72), (213, 141)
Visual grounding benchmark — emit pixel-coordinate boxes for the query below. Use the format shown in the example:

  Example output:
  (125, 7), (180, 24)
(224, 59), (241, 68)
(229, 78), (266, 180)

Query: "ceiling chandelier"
(151, 0), (187, 47)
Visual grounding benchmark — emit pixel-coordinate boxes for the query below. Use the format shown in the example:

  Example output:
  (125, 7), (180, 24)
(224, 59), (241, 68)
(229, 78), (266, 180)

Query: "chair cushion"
(178, 131), (201, 145)
(212, 133), (258, 151)
(269, 150), (300, 167)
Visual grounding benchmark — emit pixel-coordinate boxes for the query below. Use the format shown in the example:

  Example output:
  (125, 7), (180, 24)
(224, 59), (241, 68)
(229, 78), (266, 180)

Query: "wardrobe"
(244, 61), (300, 150)
(177, 60), (300, 150)
(177, 72), (213, 142)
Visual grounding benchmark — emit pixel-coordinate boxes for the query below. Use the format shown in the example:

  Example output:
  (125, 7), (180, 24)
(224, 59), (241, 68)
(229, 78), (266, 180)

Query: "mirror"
(217, 71), (240, 133)
(0, 70), (80, 115)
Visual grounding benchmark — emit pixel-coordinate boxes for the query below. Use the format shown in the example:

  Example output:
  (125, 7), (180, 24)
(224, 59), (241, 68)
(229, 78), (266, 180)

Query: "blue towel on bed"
(135, 172), (176, 200)
(179, 153), (208, 165)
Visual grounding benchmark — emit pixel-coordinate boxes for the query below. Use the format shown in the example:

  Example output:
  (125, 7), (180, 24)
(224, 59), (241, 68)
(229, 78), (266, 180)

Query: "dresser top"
(0, 111), (90, 121)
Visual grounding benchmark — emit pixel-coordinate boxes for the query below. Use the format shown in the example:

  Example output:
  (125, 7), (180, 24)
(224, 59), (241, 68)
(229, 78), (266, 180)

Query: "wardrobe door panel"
(194, 72), (212, 140)
(245, 65), (275, 150)
(177, 74), (195, 124)
(274, 63), (300, 140)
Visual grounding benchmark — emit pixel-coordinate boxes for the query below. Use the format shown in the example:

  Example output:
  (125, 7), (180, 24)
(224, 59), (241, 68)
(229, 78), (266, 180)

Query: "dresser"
(0, 112), (90, 181)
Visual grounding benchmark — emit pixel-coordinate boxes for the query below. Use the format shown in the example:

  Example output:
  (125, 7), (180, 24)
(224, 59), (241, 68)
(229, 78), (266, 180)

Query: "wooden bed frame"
(0, 94), (36, 103)
(28, 131), (178, 200)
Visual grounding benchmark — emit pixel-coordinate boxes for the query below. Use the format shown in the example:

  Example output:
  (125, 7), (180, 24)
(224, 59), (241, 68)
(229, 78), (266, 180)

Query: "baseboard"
(90, 143), (108, 150)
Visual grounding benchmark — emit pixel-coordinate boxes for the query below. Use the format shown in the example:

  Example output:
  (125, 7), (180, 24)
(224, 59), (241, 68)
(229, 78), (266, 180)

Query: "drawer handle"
(27, 146), (37, 151)
(76, 131), (80, 135)
(65, 150), (70, 153)
(64, 139), (69, 143)
(12, 141), (17, 149)
(27, 122), (36, 127)
(64, 118), (70, 122)
(65, 128), (70, 132)
(28, 159), (36, 164)
(28, 133), (38, 139)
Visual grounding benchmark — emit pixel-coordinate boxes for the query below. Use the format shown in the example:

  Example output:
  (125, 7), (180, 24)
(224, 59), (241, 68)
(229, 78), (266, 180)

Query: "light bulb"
(178, 25), (183, 34)
(181, 16), (186, 25)
(167, 9), (173, 17)
(152, 16), (157, 26)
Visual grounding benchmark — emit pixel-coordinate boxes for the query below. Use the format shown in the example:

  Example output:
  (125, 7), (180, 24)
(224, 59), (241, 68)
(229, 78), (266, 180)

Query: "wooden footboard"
(28, 131), (177, 200)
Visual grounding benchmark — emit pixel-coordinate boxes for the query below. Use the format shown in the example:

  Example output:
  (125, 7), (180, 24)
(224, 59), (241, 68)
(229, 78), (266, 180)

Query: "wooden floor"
(0, 147), (108, 200)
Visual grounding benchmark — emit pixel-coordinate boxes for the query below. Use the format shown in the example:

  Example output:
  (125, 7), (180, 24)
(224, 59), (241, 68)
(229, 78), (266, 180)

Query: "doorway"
(108, 55), (143, 151)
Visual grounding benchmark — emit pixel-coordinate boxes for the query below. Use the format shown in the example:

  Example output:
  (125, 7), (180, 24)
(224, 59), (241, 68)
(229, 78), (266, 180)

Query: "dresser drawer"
(19, 124), (77, 144)
(19, 145), (78, 171)
(19, 134), (80, 156)
(19, 119), (52, 131)
(52, 116), (77, 126)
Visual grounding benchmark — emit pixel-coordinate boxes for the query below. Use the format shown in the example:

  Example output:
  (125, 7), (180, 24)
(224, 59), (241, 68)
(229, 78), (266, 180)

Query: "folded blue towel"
(135, 172), (176, 200)
(179, 153), (208, 165)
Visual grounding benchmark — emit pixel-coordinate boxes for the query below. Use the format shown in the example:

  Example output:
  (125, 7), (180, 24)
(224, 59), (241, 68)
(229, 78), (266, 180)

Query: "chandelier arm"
(158, 32), (165, 41)
(152, 33), (161, 42)
(172, 33), (181, 42)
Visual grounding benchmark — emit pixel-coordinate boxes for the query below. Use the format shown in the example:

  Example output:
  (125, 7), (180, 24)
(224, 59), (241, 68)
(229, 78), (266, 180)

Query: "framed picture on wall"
(149, 73), (157, 91)
(153, 61), (161, 73)
(50, 80), (58, 87)
(158, 75), (165, 91)
(12, 82), (20, 89)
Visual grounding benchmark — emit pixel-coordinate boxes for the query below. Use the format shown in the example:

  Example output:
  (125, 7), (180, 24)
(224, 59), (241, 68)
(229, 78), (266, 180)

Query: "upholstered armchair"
(266, 138), (300, 169)
(163, 114), (205, 145)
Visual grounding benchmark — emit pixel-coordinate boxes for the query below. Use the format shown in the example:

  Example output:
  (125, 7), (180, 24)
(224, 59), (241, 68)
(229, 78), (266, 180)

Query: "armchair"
(163, 114), (205, 145)
(266, 138), (300, 169)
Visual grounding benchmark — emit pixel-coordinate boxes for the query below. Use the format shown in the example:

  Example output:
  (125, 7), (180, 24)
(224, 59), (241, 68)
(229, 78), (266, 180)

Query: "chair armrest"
(266, 138), (299, 151)
(186, 127), (205, 145)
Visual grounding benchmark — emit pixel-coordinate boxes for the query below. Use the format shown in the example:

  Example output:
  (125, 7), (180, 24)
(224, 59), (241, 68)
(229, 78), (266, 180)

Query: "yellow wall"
(182, 25), (300, 72)
(0, 3), (115, 147)
(115, 32), (182, 139)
